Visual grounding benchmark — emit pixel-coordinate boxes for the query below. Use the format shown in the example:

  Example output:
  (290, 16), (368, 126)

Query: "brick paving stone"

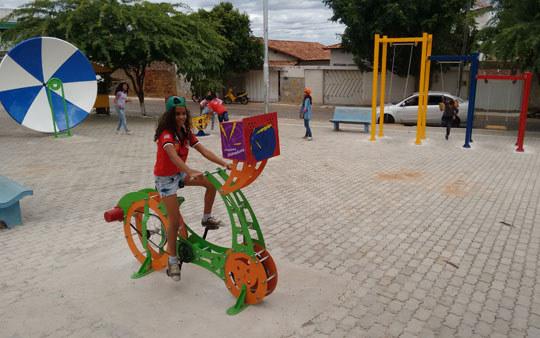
(437, 326), (456, 338)
(508, 329), (526, 338)
(344, 326), (367, 338)
(527, 327), (540, 338)
(399, 333), (417, 338)
(455, 324), (474, 338)
(405, 318), (424, 334)
(444, 313), (462, 328)
(329, 328), (347, 338)
(475, 321), (493, 337)
(493, 318), (511, 335)
(2, 108), (540, 337)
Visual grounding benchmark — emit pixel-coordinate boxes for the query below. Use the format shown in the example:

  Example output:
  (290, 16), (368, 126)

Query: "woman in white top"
(113, 82), (133, 134)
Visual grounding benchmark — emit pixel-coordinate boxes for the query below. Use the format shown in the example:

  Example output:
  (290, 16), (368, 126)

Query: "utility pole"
(458, 0), (473, 97)
(263, 0), (269, 114)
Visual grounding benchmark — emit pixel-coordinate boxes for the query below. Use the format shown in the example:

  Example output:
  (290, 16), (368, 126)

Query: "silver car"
(378, 91), (468, 127)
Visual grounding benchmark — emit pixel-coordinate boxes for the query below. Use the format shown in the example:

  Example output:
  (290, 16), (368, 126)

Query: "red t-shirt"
(154, 129), (199, 176)
(208, 100), (227, 115)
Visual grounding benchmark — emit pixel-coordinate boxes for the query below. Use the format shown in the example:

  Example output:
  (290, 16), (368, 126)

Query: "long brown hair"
(154, 107), (193, 142)
(115, 82), (129, 94)
(303, 92), (312, 105)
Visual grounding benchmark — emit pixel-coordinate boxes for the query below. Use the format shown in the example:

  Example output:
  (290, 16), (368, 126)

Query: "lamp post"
(263, 0), (269, 114)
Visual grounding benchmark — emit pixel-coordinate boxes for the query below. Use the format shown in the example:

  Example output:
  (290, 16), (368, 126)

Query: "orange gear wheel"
(219, 159), (267, 195)
(124, 199), (169, 271)
(224, 252), (268, 304)
(253, 243), (278, 297)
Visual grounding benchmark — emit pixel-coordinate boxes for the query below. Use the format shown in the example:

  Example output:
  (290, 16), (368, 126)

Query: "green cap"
(166, 96), (186, 111)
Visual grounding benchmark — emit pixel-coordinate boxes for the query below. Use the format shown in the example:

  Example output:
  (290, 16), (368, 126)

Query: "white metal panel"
(475, 80), (523, 111)
(246, 70), (263, 101)
(270, 70), (279, 102)
(304, 69), (323, 104)
(245, 70), (279, 102)
(323, 70), (363, 105)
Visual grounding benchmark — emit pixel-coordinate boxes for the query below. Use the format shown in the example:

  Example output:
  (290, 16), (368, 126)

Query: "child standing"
(113, 82), (134, 135)
(200, 92), (222, 129)
(154, 96), (232, 281)
(299, 88), (313, 140)
(207, 95), (229, 123)
(441, 97), (459, 140)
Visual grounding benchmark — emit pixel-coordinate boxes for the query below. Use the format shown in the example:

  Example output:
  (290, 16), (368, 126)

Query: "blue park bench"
(0, 175), (33, 228)
(329, 107), (372, 133)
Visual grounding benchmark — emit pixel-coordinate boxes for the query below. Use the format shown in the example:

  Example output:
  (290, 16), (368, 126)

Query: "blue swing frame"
(428, 53), (479, 148)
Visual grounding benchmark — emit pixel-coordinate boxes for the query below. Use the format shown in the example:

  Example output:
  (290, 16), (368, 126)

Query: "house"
(241, 40), (330, 104)
(245, 40), (404, 106)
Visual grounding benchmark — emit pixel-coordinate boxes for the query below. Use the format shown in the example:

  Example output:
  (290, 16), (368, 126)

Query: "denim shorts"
(154, 172), (187, 198)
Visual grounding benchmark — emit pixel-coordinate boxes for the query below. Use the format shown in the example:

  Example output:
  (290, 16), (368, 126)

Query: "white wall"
(330, 50), (355, 66)
(245, 70), (279, 102)
(304, 70), (324, 104)
(282, 66), (304, 77)
(430, 67), (470, 99)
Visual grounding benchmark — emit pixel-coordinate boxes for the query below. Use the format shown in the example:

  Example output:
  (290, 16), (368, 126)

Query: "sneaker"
(126, 130), (134, 135)
(166, 262), (181, 281)
(307, 137), (313, 141)
(302, 136), (308, 139)
(445, 135), (449, 140)
(115, 130), (121, 134)
(201, 216), (225, 230)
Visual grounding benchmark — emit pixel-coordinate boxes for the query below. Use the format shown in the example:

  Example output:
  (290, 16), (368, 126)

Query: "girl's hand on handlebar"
(187, 170), (204, 181)
(224, 162), (233, 170)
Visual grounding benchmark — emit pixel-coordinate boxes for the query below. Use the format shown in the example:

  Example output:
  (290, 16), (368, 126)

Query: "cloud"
(1, 0), (345, 45)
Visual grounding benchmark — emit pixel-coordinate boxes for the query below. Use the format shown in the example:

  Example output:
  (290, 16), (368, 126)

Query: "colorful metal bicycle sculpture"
(104, 112), (280, 315)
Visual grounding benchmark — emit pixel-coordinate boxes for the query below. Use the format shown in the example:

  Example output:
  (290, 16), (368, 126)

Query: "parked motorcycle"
(224, 88), (249, 104)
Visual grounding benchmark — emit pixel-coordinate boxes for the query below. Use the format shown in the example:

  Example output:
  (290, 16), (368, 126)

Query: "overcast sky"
(1, 0), (345, 45)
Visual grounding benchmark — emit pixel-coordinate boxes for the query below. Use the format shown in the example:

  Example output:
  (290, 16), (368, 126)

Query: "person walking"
(299, 88), (313, 140)
(113, 82), (134, 135)
(441, 96), (459, 140)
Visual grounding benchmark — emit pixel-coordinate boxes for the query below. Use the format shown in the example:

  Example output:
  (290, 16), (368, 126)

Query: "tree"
(477, 0), (540, 82)
(193, 2), (263, 91)
(1, 0), (227, 115)
(322, 0), (473, 77)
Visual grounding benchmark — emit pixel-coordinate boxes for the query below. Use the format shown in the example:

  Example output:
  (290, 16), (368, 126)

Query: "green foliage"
(477, 0), (540, 77)
(322, 0), (473, 76)
(193, 1), (263, 89)
(0, 0), (227, 115)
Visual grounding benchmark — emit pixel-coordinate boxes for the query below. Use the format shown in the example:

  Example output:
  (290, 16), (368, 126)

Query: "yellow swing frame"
(370, 33), (433, 144)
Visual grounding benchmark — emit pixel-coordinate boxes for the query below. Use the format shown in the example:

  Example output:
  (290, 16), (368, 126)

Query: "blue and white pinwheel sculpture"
(0, 37), (97, 133)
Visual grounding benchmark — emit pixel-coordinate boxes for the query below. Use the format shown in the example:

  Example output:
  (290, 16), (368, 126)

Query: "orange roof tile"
(268, 61), (298, 67)
(267, 40), (330, 61)
(324, 43), (342, 50)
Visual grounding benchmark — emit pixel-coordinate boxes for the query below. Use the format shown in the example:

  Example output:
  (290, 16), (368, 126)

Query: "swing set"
(370, 33), (433, 145)
(476, 72), (532, 152)
(428, 53), (480, 148)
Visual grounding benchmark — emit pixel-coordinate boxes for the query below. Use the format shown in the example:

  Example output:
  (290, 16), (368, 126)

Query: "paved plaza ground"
(1, 101), (540, 338)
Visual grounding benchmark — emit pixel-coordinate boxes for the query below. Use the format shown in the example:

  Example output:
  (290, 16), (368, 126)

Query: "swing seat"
(485, 125), (507, 131)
